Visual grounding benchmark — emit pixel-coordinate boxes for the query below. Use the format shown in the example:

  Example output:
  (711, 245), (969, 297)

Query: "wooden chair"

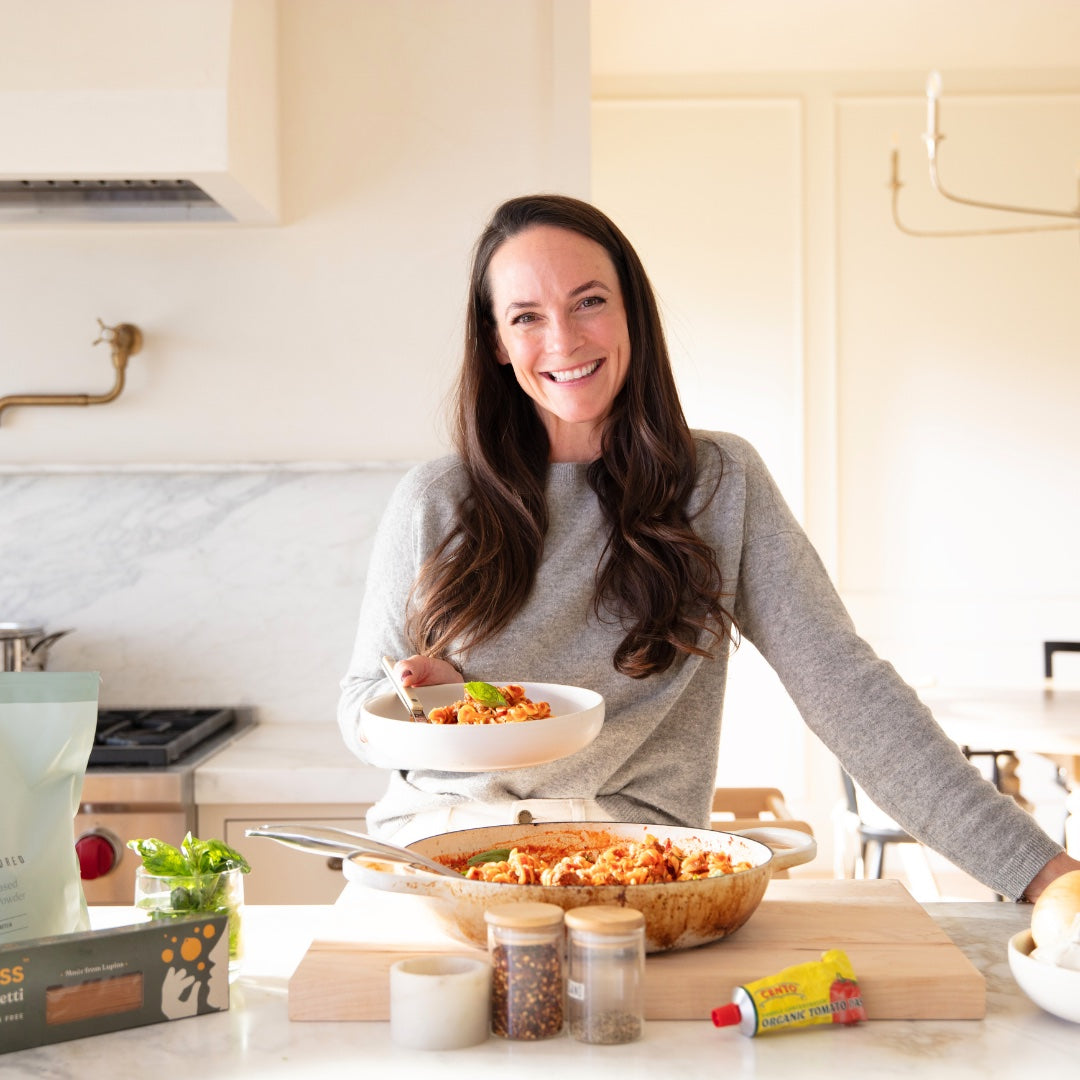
(710, 787), (813, 878)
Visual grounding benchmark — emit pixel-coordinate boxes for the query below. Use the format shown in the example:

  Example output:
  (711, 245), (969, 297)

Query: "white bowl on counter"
(1007, 929), (1080, 1024)
(359, 681), (604, 772)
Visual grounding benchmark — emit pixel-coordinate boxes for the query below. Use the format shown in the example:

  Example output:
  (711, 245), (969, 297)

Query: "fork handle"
(381, 655), (427, 721)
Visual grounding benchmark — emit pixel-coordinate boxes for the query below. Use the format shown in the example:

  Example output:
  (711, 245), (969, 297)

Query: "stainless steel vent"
(0, 178), (234, 223)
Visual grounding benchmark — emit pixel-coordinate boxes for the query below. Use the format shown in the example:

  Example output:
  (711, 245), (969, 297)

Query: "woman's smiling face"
(487, 224), (632, 462)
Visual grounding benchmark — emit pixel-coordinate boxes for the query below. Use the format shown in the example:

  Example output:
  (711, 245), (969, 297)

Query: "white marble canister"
(389, 954), (492, 1050)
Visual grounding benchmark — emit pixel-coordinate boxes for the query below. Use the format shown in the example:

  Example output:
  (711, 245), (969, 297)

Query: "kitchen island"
(4, 898), (1076, 1078)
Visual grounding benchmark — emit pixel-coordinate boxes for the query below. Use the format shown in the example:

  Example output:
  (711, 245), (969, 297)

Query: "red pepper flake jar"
(484, 902), (565, 1040)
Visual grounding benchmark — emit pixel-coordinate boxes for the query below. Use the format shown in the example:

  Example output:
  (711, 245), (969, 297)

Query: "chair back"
(1044, 641), (1080, 684)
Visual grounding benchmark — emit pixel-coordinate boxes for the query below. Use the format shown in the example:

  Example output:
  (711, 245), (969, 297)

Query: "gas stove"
(90, 706), (238, 767)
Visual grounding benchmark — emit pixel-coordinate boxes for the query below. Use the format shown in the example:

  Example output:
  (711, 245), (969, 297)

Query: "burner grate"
(89, 707), (236, 767)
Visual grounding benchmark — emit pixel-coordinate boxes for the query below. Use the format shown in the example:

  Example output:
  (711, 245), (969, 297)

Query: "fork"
(381, 655), (428, 722)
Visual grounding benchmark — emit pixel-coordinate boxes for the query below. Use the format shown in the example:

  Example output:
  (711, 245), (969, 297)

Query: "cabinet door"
(200, 804), (369, 904)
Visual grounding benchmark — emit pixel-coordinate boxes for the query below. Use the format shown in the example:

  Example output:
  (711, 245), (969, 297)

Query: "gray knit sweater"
(338, 431), (1061, 899)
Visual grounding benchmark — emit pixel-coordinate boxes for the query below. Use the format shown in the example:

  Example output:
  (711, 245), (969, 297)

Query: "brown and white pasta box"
(0, 914), (229, 1054)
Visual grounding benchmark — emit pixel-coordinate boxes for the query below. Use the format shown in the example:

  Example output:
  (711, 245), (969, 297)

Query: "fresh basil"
(127, 832), (251, 877)
(129, 832), (251, 962)
(128, 837), (190, 877)
(463, 681), (507, 707)
(466, 847), (513, 866)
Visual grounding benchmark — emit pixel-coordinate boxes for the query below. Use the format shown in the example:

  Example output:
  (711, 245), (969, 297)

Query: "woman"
(339, 193), (1077, 901)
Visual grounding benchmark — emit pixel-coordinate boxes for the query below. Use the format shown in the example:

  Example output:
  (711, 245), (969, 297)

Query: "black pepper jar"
(565, 905), (645, 1044)
(484, 901), (565, 1040)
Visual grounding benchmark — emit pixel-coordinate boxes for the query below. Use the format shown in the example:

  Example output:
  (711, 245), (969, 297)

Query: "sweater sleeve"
(729, 443), (1061, 900)
(336, 459), (461, 763)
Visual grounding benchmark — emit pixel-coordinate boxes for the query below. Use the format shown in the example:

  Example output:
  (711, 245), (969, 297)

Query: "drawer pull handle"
(327, 857), (344, 872)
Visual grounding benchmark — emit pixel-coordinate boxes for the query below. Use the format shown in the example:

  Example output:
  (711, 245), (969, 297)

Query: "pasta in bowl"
(428, 683), (552, 726)
(359, 681), (604, 772)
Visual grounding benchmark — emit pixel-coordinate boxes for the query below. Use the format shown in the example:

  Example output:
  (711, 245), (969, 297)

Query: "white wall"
(836, 92), (1080, 684)
(591, 0), (1080, 859)
(0, 0), (590, 465)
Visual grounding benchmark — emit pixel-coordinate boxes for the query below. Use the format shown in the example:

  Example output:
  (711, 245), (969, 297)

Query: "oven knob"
(76, 829), (122, 880)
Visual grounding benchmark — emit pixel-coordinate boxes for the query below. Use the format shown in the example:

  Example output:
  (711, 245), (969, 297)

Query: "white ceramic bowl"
(359, 681), (604, 772)
(1007, 929), (1080, 1024)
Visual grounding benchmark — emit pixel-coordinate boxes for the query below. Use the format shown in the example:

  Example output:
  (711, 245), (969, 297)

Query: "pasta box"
(0, 914), (228, 1054)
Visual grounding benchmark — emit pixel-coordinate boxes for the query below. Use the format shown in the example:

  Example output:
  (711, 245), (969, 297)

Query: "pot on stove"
(0, 622), (74, 671)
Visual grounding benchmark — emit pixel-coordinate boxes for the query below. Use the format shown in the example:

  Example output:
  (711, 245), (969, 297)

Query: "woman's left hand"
(395, 654), (461, 688)
(1022, 851), (1080, 902)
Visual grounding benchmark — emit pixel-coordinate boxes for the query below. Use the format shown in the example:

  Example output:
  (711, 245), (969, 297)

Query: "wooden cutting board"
(288, 878), (985, 1022)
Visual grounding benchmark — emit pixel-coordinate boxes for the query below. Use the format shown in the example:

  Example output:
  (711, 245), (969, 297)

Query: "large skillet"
(248, 820), (816, 953)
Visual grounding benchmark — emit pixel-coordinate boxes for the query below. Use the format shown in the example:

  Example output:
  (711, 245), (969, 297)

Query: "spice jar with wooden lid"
(565, 905), (645, 1044)
(484, 901), (565, 1040)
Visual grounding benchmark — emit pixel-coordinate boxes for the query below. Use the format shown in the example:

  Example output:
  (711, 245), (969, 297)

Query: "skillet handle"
(244, 822), (459, 878)
(737, 826), (817, 872)
(343, 853), (452, 893)
(244, 824), (364, 858)
(245, 830), (443, 880)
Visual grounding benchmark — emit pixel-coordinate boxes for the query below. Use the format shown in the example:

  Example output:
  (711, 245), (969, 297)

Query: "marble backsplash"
(0, 465), (409, 724)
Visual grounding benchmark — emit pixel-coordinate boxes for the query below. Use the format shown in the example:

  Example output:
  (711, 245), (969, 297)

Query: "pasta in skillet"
(458, 834), (754, 886)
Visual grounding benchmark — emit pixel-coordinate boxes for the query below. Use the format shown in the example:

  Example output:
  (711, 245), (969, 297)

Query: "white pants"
(376, 798), (609, 846)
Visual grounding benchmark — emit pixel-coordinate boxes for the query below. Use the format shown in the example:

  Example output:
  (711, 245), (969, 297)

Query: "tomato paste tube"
(711, 949), (868, 1036)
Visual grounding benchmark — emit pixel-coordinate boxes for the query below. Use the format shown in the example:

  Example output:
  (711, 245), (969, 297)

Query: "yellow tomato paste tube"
(711, 949), (868, 1036)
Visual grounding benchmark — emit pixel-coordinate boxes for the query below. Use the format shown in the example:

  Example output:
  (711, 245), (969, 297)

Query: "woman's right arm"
(337, 475), (427, 761)
(337, 460), (464, 761)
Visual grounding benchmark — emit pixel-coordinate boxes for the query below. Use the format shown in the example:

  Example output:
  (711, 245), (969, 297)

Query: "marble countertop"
(194, 721), (389, 805)
(6, 900), (1077, 1077)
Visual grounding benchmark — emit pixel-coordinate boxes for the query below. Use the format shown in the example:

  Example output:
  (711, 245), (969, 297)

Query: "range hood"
(0, 0), (278, 224)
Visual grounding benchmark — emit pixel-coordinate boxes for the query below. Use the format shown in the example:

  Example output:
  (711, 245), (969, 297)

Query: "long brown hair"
(408, 194), (735, 678)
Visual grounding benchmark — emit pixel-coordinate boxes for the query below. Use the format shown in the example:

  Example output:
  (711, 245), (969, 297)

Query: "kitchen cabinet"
(199, 802), (370, 905)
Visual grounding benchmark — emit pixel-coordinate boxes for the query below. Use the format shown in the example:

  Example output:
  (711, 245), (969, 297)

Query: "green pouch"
(0, 671), (99, 945)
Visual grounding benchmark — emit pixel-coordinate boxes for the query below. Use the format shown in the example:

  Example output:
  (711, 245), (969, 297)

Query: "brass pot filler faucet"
(0, 318), (143, 425)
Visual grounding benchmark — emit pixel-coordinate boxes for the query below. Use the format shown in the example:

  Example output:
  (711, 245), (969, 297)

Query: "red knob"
(76, 830), (121, 879)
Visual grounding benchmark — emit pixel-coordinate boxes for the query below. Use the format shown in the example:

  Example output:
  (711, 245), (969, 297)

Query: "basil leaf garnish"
(464, 681), (507, 707)
(466, 847), (513, 866)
